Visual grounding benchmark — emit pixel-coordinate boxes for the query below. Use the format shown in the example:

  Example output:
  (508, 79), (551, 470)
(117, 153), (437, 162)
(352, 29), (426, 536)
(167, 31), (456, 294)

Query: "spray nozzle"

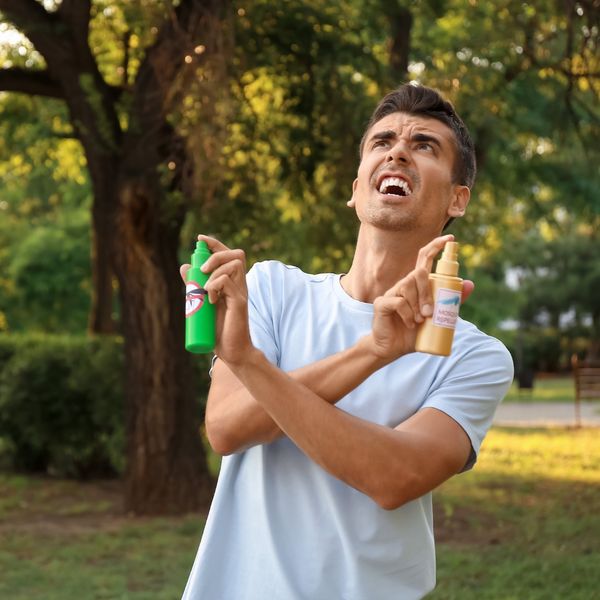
(435, 241), (459, 276)
(191, 240), (211, 267)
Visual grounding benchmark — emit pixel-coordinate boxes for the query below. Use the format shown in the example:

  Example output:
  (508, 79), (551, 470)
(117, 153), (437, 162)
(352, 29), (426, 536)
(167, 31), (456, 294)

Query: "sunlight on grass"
(479, 427), (600, 482)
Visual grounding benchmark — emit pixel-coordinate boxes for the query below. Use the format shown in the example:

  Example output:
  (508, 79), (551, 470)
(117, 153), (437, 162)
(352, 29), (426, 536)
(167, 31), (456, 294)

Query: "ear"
(447, 185), (470, 218)
(347, 178), (358, 208)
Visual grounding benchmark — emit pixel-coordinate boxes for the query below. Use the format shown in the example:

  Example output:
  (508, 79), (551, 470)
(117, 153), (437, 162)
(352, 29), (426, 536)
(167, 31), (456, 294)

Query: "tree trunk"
(88, 164), (118, 334)
(114, 175), (213, 514)
(385, 2), (413, 81)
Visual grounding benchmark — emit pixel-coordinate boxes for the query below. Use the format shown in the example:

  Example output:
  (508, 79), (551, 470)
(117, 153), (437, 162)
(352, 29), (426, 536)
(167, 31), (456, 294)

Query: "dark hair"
(360, 84), (476, 189)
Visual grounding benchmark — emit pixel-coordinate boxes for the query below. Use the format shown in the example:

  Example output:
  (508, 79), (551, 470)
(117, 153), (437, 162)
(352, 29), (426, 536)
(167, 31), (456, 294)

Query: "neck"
(341, 226), (437, 303)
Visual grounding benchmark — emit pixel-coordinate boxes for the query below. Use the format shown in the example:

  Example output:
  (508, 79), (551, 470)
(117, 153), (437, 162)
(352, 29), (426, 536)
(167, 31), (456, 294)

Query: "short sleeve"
(245, 262), (280, 366)
(421, 339), (514, 470)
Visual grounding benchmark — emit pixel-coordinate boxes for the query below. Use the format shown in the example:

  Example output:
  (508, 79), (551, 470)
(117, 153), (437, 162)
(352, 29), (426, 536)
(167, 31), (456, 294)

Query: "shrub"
(0, 334), (213, 479)
(0, 334), (124, 478)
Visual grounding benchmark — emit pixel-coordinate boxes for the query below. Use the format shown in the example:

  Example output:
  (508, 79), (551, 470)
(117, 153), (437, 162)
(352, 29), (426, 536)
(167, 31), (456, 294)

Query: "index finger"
(197, 234), (230, 253)
(415, 234), (455, 272)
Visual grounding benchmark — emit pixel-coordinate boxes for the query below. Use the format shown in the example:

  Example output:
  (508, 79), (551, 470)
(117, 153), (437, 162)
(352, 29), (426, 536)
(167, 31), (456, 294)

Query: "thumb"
(461, 280), (474, 303)
(180, 264), (191, 283)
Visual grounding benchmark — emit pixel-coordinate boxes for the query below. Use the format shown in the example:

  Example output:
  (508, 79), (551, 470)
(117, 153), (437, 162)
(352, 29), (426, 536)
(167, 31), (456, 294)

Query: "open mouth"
(378, 176), (412, 197)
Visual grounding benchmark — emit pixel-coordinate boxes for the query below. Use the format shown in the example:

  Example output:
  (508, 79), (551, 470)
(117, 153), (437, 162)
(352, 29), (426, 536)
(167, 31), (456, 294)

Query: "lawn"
(0, 426), (598, 599)
(431, 427), (599, 599)
(0, 476), (203, 600)
(503, 375), (576, 403)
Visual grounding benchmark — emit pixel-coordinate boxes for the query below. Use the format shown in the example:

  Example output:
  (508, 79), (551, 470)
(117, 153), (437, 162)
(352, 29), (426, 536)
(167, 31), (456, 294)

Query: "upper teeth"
(379, 177), (412, 195)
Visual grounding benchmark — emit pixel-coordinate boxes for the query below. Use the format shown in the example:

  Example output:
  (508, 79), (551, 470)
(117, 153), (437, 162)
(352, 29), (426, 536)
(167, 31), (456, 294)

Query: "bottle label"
(432, 287), (461, 329)
(185, 280), (206, 317)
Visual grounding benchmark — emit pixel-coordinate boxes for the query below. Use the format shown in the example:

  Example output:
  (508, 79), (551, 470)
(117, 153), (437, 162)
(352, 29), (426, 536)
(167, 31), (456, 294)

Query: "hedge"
(0, 334), (211, 478)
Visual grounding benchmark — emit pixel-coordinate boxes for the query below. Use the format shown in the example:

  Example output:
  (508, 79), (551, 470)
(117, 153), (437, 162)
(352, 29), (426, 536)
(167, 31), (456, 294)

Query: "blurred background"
(0, 1), (598, 598)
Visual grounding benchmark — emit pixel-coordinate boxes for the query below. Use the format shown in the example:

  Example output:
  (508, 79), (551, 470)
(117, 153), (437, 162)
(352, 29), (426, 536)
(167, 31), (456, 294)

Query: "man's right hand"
(180, 235), (255, 368)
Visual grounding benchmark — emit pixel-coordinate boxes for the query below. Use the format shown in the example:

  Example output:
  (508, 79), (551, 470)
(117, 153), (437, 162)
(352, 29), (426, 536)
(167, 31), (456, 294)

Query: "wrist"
(224, 345), (267, 374)
(354, 335), (395, 371)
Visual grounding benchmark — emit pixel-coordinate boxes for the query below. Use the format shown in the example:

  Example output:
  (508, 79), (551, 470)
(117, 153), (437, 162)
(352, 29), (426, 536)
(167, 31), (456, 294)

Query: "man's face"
(350, 112), (469, 234)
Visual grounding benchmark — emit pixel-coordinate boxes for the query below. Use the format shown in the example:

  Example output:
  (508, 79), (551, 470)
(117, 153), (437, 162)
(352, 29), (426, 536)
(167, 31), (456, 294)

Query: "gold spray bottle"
(415, 241), (463, 356)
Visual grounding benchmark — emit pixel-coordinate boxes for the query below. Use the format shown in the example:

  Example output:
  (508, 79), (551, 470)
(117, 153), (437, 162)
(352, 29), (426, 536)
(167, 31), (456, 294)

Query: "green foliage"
(4, 212), (92, 333)
(0, 334), (125, 477)
(1, 0), (599, 355)
(0, 92), (92, 333)
(0, 333), (213, 478)
(499, 223), (600, 367)
(509, 228), (600, 329)
(184, 0), (386, 273)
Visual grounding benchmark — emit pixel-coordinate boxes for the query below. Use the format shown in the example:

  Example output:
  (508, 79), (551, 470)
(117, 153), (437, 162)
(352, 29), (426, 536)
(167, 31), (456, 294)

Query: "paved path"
(493, 401), (600, 427)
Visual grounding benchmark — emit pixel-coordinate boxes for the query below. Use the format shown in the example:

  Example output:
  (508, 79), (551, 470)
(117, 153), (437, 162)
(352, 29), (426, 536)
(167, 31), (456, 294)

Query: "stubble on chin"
(362, 203), (420, 232)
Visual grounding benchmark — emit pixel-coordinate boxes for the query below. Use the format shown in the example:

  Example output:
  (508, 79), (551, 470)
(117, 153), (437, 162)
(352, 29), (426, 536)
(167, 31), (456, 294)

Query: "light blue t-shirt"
(183, 261), (514, 600)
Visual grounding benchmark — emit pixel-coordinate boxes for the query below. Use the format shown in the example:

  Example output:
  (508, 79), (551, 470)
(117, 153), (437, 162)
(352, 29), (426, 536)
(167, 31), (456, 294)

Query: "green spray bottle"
(185, 241), (216, 353)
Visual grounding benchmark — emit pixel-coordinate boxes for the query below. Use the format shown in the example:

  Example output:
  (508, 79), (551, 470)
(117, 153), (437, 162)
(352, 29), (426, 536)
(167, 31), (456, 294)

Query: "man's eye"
(372, 140), (387, 148)
(416, 142), (434, 152)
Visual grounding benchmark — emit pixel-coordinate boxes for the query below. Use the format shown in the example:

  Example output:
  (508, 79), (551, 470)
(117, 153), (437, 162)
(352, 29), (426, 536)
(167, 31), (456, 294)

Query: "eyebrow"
(412, 133), (442, 148)
(368, 129), (443, 149)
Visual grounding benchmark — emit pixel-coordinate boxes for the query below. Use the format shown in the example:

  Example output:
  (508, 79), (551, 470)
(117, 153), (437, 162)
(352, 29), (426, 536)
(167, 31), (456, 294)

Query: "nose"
(386, 139), (410, 165)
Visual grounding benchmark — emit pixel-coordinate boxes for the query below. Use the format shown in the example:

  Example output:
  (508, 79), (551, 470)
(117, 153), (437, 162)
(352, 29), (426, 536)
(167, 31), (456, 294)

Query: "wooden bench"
(571, 354), (600, 427)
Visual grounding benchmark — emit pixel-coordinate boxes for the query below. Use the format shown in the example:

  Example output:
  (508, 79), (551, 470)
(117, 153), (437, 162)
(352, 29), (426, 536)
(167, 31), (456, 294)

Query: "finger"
(386, 277), (423, 323)
(461, 280), (474, 303)
(395, 298), (418, 329)
(201, 248), (246, 275)
(205, 273), (246, 306)
(180, 264), (191, 283)
(375, 296), (418, 329)
(206, 259), (246, 290)
(415, 234), (454, 272)
(205, 274), (227, 305)
(414, 266), (434, 318)
(197, 234), (231, 254)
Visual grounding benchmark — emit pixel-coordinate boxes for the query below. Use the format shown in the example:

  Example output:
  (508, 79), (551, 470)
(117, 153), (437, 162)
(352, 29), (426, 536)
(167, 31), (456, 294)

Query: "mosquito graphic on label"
(185, 282), (207, 317)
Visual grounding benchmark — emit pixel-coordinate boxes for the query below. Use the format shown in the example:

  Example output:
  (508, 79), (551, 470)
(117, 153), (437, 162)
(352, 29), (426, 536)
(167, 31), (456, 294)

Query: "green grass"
(0, 474), (204, 600)
(0, 515), (203, 600)
(1, 426), (598, 599)
(430, 427), (600, 599)
(503, 375), (576, 403)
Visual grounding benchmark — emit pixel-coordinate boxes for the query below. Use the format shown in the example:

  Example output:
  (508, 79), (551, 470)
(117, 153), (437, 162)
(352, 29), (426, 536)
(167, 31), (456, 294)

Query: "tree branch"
(0, 0), (64, 58)
(0, 67), (64, 99)
(129, 1), (231, 140)
(0, 0), (52, 24)
(58, 0), (92, 53)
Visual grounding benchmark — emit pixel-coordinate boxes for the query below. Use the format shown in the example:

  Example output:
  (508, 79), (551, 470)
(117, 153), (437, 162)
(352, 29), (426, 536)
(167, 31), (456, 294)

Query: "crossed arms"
(181, 235), (473, 510)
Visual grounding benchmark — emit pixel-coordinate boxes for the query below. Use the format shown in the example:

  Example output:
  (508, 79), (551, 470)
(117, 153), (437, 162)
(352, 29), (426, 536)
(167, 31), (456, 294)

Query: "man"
(181, 84), (513, 599)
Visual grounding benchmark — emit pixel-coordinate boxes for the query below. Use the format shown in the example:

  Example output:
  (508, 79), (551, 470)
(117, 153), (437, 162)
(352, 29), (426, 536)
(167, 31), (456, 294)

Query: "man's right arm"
(205, 337), (388, 455)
